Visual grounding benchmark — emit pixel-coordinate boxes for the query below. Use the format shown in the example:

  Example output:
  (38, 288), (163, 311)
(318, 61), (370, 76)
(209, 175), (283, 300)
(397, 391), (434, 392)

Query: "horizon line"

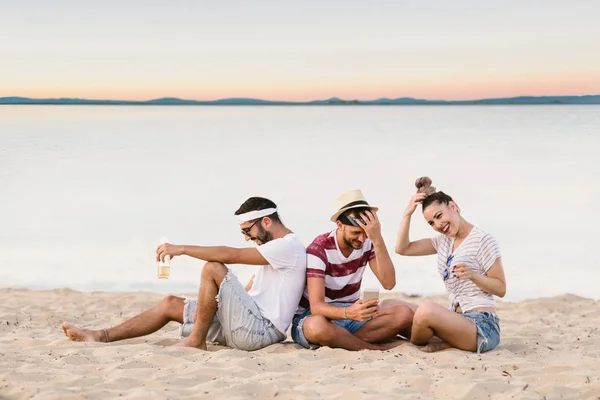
(2, 93), (600, 105)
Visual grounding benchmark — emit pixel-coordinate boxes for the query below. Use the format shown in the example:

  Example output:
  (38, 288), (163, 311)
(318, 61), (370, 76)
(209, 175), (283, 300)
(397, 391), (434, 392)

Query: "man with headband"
(291, 190), (414, 350)
(61, 197), (307, 351)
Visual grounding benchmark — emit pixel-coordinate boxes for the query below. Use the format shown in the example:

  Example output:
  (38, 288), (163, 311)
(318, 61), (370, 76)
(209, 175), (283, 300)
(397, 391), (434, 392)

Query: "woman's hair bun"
(415, 176), (437, 196)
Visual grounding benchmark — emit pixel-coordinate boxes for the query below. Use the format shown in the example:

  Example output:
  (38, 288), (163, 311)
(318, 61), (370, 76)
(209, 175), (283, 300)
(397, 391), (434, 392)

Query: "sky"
(1, 0), (600, 101)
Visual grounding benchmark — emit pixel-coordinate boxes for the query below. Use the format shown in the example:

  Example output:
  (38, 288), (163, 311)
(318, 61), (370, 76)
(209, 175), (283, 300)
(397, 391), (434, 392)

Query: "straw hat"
(330, 189), (379, 222)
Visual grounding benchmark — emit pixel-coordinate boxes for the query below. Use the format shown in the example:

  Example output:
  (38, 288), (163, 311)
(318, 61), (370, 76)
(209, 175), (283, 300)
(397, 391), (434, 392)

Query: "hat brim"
(330, 205), (379, 222)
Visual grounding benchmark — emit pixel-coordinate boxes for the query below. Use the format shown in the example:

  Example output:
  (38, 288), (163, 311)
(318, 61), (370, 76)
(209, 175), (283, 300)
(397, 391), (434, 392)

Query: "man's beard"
(343, 232), (364, 249)
(255, 224), (273, 244)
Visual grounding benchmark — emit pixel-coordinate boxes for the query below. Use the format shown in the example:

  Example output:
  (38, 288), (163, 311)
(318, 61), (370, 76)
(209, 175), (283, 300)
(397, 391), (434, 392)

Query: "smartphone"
(360, 289), (379, 302)
(348, 215), (366, 226)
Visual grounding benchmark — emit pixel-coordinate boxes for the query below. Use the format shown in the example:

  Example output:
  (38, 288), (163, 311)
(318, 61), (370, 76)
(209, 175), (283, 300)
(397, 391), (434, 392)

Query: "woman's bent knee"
(413, 302), (443, 325)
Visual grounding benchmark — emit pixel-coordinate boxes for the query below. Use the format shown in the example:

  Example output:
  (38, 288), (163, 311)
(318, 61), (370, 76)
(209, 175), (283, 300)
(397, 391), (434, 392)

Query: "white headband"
(236, 208), (278, 224)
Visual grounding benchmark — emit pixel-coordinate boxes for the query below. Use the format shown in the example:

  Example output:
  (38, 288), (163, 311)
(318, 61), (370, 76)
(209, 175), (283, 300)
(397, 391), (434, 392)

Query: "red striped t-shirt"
(296, 230), (376, 313)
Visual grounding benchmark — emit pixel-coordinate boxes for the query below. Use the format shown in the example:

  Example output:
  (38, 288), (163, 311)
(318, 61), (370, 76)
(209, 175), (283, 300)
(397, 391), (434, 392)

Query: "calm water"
(1, 105), (598, 301)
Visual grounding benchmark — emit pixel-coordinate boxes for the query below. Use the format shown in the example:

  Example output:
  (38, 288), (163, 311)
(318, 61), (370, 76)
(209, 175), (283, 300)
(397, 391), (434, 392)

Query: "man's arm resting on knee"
(158, 244), (268, 266)
(181, 246), (269, 265)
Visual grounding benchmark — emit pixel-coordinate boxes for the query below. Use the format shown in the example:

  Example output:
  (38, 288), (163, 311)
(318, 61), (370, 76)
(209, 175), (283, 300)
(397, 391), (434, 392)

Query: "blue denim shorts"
(291, 302), (369, 349)
(462, 311), (501, 353)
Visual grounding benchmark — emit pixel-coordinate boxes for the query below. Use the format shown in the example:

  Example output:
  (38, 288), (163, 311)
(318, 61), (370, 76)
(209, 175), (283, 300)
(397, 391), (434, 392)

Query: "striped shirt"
(296, 230), (376, 314)
(431, 226), (501, 312)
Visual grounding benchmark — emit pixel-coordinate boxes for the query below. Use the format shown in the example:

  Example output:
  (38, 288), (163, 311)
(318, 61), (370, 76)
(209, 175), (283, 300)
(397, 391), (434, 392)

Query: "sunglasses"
(443, 254), (454, 281)
(241, 218), (261, 238)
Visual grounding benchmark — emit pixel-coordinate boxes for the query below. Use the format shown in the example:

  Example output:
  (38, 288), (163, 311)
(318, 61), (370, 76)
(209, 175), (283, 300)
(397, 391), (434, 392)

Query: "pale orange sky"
(1, 1), (600, 101)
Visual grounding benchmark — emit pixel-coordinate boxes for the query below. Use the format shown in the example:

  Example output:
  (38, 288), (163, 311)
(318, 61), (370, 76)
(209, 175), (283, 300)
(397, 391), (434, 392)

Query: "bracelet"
(344, 307), (347, 319)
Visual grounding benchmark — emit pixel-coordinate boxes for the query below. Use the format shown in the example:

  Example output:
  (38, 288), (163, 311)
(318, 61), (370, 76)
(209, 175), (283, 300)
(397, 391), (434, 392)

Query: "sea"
(1, 105), (598, 301)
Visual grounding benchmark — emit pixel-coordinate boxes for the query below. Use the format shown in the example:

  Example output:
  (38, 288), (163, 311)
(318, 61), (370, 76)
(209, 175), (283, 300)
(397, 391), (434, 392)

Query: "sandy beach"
(1, 288), (599, 400)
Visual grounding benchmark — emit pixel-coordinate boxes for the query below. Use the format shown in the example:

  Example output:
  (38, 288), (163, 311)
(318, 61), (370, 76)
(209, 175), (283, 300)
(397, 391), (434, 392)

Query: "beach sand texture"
(1, 288), (599, 399)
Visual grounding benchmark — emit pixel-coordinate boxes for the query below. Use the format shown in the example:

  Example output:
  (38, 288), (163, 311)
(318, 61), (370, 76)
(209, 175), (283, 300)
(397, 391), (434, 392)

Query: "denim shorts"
(180, 272), (285, 351)
(462, 311), (501, 353)
(291, 302), (369, 349)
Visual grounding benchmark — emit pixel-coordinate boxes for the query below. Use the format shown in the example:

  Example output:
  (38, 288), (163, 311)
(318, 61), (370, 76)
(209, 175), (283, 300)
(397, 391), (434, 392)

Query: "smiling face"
(336, 208), (370, 250)
(340, 224), (366, 250)
(422, 200), (461, 237)
(239, 217), (273, 245)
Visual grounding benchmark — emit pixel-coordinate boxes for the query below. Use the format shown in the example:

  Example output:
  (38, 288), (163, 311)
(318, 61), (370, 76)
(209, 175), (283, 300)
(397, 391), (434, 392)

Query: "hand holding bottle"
(157, 237), (171, 279)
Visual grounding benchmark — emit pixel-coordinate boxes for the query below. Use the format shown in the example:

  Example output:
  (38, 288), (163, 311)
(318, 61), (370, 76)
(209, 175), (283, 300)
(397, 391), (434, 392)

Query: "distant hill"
(1, 95), (599, 105)
(366, 97), (434, 104)
(213, 98), (277, 104)
(146, 97), (200, 105)
(466, 95), (600, 104)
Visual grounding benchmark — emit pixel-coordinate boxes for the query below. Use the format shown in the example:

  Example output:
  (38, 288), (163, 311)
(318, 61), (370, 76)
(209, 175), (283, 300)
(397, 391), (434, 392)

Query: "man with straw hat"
(291, 190), (414, 350)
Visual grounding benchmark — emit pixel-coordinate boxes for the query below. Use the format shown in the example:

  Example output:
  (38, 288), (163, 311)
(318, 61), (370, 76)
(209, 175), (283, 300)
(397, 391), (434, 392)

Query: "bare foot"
(174, 337), (207, 350)
(421, 341), (453, 353)
(61, 322), (105, 343)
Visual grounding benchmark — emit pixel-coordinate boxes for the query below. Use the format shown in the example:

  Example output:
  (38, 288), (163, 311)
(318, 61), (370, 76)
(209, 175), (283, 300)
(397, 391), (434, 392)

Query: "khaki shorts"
(180, 272), (285, 351)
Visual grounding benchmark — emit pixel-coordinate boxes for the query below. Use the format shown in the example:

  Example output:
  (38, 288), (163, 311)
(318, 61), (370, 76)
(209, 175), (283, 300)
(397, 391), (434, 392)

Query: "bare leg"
(379, 298), (419, 313)
(62, 295), (185, 343)
(176, 262), (227, 350)
(303, 316), (404, 351)
(354, 305), (413, 342)
(410, 302), (477, 352)
(379, 300), (443, 343)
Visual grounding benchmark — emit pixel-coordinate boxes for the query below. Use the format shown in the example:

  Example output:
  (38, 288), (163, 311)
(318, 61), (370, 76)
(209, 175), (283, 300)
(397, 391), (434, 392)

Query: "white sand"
(1, 288), (599, 399)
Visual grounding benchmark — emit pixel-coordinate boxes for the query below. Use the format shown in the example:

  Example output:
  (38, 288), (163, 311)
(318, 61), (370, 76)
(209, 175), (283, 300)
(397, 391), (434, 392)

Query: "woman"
(395, 177), (506, 353)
